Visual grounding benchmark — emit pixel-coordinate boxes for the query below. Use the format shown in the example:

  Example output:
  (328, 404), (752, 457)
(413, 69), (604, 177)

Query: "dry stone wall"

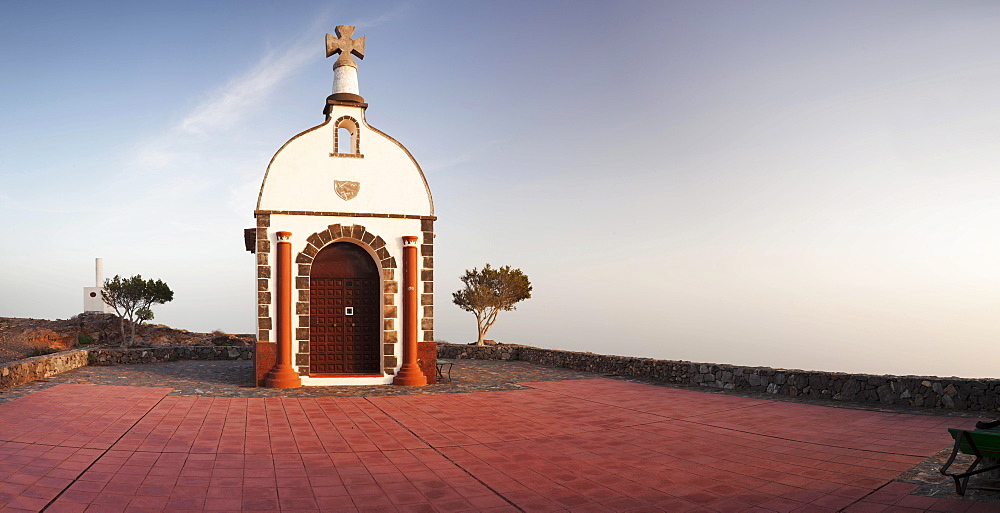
(439, 343), (519, 361)
(0, 350), (89, 388)
(438, 343), (1000, 412)
(0, 346), (252, 390)
(89, 346), (252, 365)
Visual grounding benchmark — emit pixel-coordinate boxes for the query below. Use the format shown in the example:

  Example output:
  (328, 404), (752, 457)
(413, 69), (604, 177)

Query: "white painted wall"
(333, 66), (359, 95)
(83, 258), (112, 313)
(83, 287), (111, 313)
(257, 104), (433, 216)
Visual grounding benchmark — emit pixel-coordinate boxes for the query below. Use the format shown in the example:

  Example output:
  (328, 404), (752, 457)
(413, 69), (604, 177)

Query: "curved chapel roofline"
(255, 110), (435, 215)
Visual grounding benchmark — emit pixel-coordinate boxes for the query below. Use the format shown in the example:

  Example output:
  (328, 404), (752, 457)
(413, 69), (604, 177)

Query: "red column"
(264, 231), (302, 388)
(393, 235), (427, 386)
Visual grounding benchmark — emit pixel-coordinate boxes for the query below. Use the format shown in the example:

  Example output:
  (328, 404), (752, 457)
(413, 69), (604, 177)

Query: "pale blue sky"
(3, 1), (1000, 378)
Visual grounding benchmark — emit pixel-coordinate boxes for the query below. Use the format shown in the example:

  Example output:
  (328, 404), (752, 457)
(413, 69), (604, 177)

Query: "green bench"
(940, 422), (1000, 495)
(436, 359), (454, 382)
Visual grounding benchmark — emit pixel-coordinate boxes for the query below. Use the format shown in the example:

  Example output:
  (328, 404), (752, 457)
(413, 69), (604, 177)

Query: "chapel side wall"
(419, 218), (435, 345)
(437, 343), (1000, 412)
(255, 213), (273, 343)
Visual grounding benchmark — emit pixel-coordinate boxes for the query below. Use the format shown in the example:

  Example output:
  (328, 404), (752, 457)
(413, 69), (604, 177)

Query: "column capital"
(276, 231), (292, 241)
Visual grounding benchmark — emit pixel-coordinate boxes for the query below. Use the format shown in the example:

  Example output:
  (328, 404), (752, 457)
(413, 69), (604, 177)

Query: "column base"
(392, 363), (427, 386)
(263, 365), (302, 388)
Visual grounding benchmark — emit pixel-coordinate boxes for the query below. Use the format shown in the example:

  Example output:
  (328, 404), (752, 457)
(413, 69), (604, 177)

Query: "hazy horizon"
(3, 1), (1000, 378)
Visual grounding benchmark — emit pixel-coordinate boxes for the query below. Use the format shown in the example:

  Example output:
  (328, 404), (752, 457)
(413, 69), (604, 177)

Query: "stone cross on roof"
(326, 25), (365, 69)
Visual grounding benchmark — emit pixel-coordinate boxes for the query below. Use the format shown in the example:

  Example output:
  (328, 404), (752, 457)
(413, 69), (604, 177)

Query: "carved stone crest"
(335, 180), (360, 201)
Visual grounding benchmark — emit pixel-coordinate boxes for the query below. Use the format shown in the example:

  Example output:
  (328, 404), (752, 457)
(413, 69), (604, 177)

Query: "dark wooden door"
(310, 242), (380, 375)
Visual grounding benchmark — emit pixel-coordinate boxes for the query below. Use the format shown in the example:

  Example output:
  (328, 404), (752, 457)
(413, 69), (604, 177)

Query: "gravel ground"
(0, 358), (600, 404)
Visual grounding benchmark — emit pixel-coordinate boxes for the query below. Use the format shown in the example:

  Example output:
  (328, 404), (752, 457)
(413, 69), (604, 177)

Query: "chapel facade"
(248, 27), (434, 387)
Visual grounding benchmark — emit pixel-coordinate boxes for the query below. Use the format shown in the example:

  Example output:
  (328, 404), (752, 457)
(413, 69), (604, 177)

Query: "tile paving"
(0, 359), (996, 512)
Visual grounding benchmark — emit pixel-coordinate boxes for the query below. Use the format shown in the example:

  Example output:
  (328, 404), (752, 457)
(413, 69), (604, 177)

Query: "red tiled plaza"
(0, 376), (995, 512)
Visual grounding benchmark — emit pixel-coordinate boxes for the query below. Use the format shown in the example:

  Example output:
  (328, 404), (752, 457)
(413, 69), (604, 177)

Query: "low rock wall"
(88, 346), (252, 365)
(0, 346), (253, 389)
(438, 343), (1000, 412)
(439, 343), (520, 361)
(0, 350), (89, 388)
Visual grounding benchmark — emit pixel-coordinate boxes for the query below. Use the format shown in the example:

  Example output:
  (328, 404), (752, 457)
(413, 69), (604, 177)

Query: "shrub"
(453, 264), (532, 346)
(101, 274), (174, 346)
(78, 334), (95, 345)
(30, 347), (60, 357)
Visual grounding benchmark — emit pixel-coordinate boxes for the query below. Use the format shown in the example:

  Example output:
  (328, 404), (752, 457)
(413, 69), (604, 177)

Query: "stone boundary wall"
(0, 346), (252, 389)
(88, 346), (253, 365)
(0, 350), (89, 388)
(438, 343), (1000, 412)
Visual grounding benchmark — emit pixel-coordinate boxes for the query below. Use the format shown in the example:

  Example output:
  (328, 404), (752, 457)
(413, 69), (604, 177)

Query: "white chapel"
(248, 26), (434, 387)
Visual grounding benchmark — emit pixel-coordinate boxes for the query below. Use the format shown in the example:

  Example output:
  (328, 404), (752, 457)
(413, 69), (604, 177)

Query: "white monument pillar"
(83, 257), (112, 313)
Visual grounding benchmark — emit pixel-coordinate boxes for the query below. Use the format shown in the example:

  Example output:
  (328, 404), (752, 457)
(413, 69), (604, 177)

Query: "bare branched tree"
(452, 264), (532, 346)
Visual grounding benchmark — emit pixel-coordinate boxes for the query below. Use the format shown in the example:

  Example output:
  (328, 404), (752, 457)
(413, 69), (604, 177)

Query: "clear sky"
(3, 1), (1000, 378)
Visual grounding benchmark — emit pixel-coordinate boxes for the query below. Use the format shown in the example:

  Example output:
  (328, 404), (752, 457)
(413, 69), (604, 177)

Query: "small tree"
(452, 264), (532, 346)
(101, 274), (174, 346)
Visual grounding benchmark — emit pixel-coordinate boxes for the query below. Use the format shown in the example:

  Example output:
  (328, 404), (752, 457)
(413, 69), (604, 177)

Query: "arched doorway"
(310, 242), (381, 375)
